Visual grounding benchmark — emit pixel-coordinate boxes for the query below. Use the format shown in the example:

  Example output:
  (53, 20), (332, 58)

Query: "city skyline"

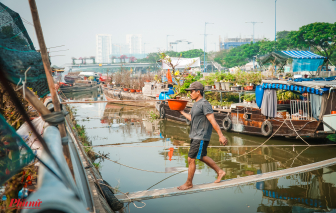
(3, 0), (335, 66)
(96, 34), (112, 63)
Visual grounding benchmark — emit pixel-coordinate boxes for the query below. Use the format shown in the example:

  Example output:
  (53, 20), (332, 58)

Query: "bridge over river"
(66, 63), (153, 69)
(115, 157), (336, 202)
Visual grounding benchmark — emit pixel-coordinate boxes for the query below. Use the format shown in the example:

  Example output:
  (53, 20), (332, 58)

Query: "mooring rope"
(84, 144), (336, 148)
(91, 120), (289, 179)
(94, 151), (179, 174)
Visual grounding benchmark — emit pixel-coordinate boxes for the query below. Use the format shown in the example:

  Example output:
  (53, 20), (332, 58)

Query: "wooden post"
(28, 0), (75, 180)
(24, 88), (50, 115)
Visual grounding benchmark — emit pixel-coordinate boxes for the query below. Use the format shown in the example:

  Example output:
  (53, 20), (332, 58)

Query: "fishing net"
(0, 114), (35, 186)
(0, 2), (49, 97)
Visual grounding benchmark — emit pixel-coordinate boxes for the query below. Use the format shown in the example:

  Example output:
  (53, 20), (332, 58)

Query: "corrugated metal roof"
(281, 51), (326, 59)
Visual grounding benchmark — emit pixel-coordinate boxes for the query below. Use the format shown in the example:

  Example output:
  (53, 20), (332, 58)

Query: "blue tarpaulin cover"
(281, 51), (326, 72)
(258, 51), (326, 73)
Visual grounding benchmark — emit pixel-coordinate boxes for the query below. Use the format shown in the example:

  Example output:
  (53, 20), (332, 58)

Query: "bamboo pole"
(28, 0), (75, 180)
(61, 100), (165, 104)
(24, 88), (50, 115)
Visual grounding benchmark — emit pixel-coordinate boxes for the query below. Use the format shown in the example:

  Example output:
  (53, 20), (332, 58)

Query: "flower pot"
(331, 111), (336, 114)
(205, 85), (212, 90)
(220, 82), (226, 90)
(278, 100), (284, 104)
(244, 86), (254, 91)
(167, 99), (188, 111)
(225, 82), (233, 90)
(212, 86), (215, 89)
(214, 82), (220, 90)
(130, 89), (136, 93)
(231, 86), (241, 91)
(146, 80), (150, 82)
(123, 88), (129, 92)
(136, 89), (141, 93)
(277, 111), (287, 119)
(249, 83), (254, 86)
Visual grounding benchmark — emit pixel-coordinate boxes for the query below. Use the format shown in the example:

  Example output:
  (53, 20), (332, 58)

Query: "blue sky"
(2, 0), (336, 66)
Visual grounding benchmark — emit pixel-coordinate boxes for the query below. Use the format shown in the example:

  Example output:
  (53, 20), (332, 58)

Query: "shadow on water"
(71, 97), (336, 213)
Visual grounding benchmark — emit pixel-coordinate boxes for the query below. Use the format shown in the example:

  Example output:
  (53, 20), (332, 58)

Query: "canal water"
(66, 90), (336, 213)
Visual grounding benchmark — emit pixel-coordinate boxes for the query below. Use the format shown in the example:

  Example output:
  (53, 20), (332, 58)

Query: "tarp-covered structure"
(0, 2), (49, 97)
(258, 51), (327, 72)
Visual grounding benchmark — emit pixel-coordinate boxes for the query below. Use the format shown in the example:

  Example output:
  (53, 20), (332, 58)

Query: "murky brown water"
(68, 90), (336, 213)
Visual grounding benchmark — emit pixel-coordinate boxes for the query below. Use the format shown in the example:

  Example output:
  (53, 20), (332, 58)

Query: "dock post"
(28, 0), (75, 180)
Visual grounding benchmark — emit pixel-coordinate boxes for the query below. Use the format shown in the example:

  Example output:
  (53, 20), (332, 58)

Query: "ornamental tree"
(288, 22), (336, 71)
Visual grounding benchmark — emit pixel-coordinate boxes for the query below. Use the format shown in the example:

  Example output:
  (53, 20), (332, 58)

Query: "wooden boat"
(60, 80), (99, 93)
(158, 79), (336, 140)
(102, 86), (157, 107)
(64, 72), (81, 83)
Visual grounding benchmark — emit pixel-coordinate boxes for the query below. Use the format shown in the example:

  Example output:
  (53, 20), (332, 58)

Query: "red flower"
(5, 168), (10, 175)
(3, 141), (9, 145)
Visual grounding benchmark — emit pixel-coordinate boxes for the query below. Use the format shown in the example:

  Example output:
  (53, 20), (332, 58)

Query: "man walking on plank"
(178, 81), (228, 190)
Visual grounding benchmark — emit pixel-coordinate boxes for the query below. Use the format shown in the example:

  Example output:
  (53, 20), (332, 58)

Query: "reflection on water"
(62, 88), (103, 101)
(71, 96), (336, 213)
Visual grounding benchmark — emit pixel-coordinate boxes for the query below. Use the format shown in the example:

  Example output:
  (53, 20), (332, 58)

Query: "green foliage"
(277, 90), (300, 101)
(149, 110), (159, 121)
(92, 162), (101, 170)
(137, 52), (160, 63)
(139, 49), (206, 64)
(288, 22), (336, 58)
(243, 93), (256, 102)
(180, 74), (196, 94)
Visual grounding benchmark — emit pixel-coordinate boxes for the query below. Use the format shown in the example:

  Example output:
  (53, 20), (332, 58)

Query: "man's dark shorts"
(188, 139), (209, 160)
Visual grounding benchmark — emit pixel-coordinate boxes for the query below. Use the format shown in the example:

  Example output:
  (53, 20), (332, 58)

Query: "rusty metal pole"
(28, 0), (75, 180)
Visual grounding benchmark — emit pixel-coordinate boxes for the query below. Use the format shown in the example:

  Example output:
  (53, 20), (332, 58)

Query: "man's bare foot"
(214, 170), (226, 183)
(177, 182), (193, 190)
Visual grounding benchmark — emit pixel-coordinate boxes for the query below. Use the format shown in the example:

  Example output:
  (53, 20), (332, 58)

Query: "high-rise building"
(112, 43), (130, 56)
(96, 34), (112, 63)
(126, 34), (142, 54)
(219, 37), (262, 50)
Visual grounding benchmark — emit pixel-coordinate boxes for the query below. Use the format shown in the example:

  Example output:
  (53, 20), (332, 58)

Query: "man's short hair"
(197, 90), (203, 96)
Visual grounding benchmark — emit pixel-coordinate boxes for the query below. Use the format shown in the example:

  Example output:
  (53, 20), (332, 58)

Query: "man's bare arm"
(206, 113), (228, 145)
(180, 110), (191, 121)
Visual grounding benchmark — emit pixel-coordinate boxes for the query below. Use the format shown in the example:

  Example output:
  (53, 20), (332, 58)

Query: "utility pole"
(166, 35), (173, 51)
(28, 0), (75, 178)
(246, 22), (263, 70)
(203, 22), (213, 72)
(274, 0), (278, 75)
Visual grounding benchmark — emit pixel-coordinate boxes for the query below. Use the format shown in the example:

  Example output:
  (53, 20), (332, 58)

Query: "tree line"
(214, 22), (336, 70)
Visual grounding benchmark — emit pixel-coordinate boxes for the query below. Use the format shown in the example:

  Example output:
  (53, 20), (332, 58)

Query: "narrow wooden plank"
(115, 157), (336, 202)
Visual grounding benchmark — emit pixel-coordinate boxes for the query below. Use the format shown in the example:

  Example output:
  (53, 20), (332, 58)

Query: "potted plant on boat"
(214, 74), (221, 90)
(244, 73), (254, 90)
(203, 75), (215, 91)
(224, 73), (234, 90)
(160, 52), (193, 111)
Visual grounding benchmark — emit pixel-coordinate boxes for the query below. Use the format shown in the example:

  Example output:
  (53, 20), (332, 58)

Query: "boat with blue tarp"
(159, 77), (336, 140)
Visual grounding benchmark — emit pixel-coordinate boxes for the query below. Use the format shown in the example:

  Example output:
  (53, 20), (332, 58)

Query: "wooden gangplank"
(115, 157), (336, 202)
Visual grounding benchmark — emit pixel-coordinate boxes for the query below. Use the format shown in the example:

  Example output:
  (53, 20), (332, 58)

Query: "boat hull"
(60, 84), (99, 93)
(159, 103), (328, 140)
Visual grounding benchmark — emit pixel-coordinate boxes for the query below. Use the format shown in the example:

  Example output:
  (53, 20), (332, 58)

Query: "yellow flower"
(175, 71), (179, 76)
